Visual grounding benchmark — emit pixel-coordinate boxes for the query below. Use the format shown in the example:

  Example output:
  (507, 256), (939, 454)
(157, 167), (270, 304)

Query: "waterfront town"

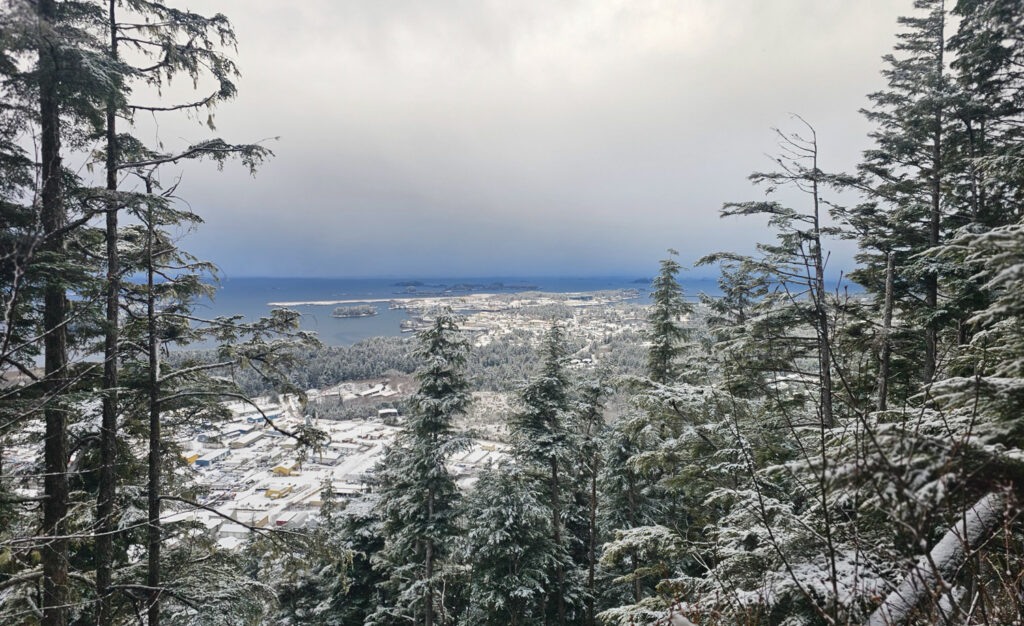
(168, 386), (508, 551)
(157, 289), (653, 548)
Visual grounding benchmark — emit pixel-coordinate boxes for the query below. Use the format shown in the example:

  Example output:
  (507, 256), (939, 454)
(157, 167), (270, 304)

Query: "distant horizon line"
(216, 274), (723, 281)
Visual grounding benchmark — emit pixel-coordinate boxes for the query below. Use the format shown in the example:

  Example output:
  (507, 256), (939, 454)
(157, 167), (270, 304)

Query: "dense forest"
(201, 323), (647, 397)
(2, 0), (1024, 625)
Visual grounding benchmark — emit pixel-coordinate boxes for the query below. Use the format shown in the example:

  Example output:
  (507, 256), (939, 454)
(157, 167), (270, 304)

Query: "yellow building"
(266, 485), (293, 500)
(272, 459), (301, 476)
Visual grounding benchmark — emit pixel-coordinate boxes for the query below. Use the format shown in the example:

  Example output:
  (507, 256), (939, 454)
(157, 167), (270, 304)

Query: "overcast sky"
(148, 0), (909, 279)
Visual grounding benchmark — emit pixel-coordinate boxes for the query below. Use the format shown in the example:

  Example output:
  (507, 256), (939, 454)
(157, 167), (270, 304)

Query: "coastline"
(267, 293), (505, 307)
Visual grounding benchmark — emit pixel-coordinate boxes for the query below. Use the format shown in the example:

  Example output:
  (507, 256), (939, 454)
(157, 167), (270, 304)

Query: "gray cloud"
(151, 0), (907, 278)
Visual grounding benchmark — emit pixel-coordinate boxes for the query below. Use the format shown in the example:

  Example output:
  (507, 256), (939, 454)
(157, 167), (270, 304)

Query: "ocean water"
(189, 276), (722, 347)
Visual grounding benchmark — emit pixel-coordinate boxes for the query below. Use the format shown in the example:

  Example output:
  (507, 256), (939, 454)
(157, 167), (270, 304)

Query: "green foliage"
(646, 252), (693, 384)
(462, 465), (558, 626)
(369, 312), (472, 625)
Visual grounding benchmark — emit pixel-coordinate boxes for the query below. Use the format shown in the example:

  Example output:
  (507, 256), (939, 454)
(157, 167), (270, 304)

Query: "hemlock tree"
(708, 118), (842, 429)
(593, 254), (694, 613)
(859, 0), (955, 384)
(94, 1), (256, 617)
(0, 2), (315, 624)
(254, 479), (354, 625)
(371, 312), (471, 626)
(0, 3), (113, 622)
(596, 415), (660, 606)
(116, 176), (320, 625)
(695, 255), (769, 397)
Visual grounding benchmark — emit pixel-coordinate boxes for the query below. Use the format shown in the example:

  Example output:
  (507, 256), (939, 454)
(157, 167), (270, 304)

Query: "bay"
(192, 276), (721, 347)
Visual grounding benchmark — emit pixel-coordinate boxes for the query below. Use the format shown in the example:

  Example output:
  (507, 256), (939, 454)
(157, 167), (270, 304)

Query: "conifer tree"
(695, 255), (769, 396)
(597, 416), (659, 605)
(859, 0), (955, 384)
(646, 251), (692, 384)
(509, 322), (579, 625)
(372, 312), (471, 626)
(334, 494), (387, 624)
(572, 375), (608, 625)
(38, 3), (71, 620)
(711, 118), (842, 427)
(463, 465), (557, 626)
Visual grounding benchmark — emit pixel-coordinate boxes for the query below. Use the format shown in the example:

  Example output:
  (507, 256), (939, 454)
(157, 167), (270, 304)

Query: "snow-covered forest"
(3, 0), (1024, 624)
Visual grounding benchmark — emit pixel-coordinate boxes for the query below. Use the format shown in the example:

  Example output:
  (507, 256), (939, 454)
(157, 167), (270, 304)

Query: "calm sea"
(188, 276), (722, 347)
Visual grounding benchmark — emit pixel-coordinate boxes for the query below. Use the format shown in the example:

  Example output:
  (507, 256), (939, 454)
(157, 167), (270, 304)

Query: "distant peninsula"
(392, 280), (539, 294)
(331, 305), (378, 318)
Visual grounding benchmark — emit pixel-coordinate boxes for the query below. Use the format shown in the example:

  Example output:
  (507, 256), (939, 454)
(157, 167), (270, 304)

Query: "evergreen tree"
(257, 480), (354, 626)
(596, 415), (660, 606)
(463, 465), (557, 626)
(571, 374), (609, 626)
(859, 0), (955, 384)
(695, 255), (769, 397)
(0, 3), (115, 621)
(371, 312), (471, 626)
(646, 251), (693, 384)
(509, 322), (581, 625)
(333, 494), (387, 624)
(709, 118), (843, 427)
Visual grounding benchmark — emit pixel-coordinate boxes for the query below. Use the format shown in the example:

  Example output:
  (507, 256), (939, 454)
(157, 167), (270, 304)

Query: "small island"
(331, 305), (378, 318)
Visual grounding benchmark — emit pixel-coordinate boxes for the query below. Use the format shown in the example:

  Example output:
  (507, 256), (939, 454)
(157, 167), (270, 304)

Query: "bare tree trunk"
(866, 492), (1005, 626)
(877, 251), (896, 412)
(809, 132), (834, 428)
(38, 2), (69, 623)
(96, 2), (119, 621)
(145, 196), (162, 626)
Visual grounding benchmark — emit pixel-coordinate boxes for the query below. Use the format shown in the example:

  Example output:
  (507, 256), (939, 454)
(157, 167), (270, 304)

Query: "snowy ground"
(169, 396), (507, 551)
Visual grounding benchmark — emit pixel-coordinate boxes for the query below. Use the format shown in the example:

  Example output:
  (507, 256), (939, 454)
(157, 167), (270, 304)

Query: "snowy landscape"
(4, 1), (1024, 626)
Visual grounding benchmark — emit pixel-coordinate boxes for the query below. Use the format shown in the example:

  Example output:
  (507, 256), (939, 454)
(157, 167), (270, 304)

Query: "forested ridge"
(2, 1), (1024, 625)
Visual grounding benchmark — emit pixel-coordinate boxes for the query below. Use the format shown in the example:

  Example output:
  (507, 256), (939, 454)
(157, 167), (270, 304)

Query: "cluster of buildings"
(395, 290), (645, 342)
(169, 393), (507, 551)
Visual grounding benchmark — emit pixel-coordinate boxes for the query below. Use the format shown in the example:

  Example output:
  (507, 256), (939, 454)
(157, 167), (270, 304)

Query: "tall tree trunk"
(877, 251), (896, 412)
(587, 460), (597, 626)
(38, 2), (69, 624)
(96, 2), (119, 621)
(625, 476), (641, 602)
(550, 456), (566, 626)
(924, 10), (945, 385)
(425, 488), (434, 626)
(810, 145), (834, 429)
(145, 197), (162, 626)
